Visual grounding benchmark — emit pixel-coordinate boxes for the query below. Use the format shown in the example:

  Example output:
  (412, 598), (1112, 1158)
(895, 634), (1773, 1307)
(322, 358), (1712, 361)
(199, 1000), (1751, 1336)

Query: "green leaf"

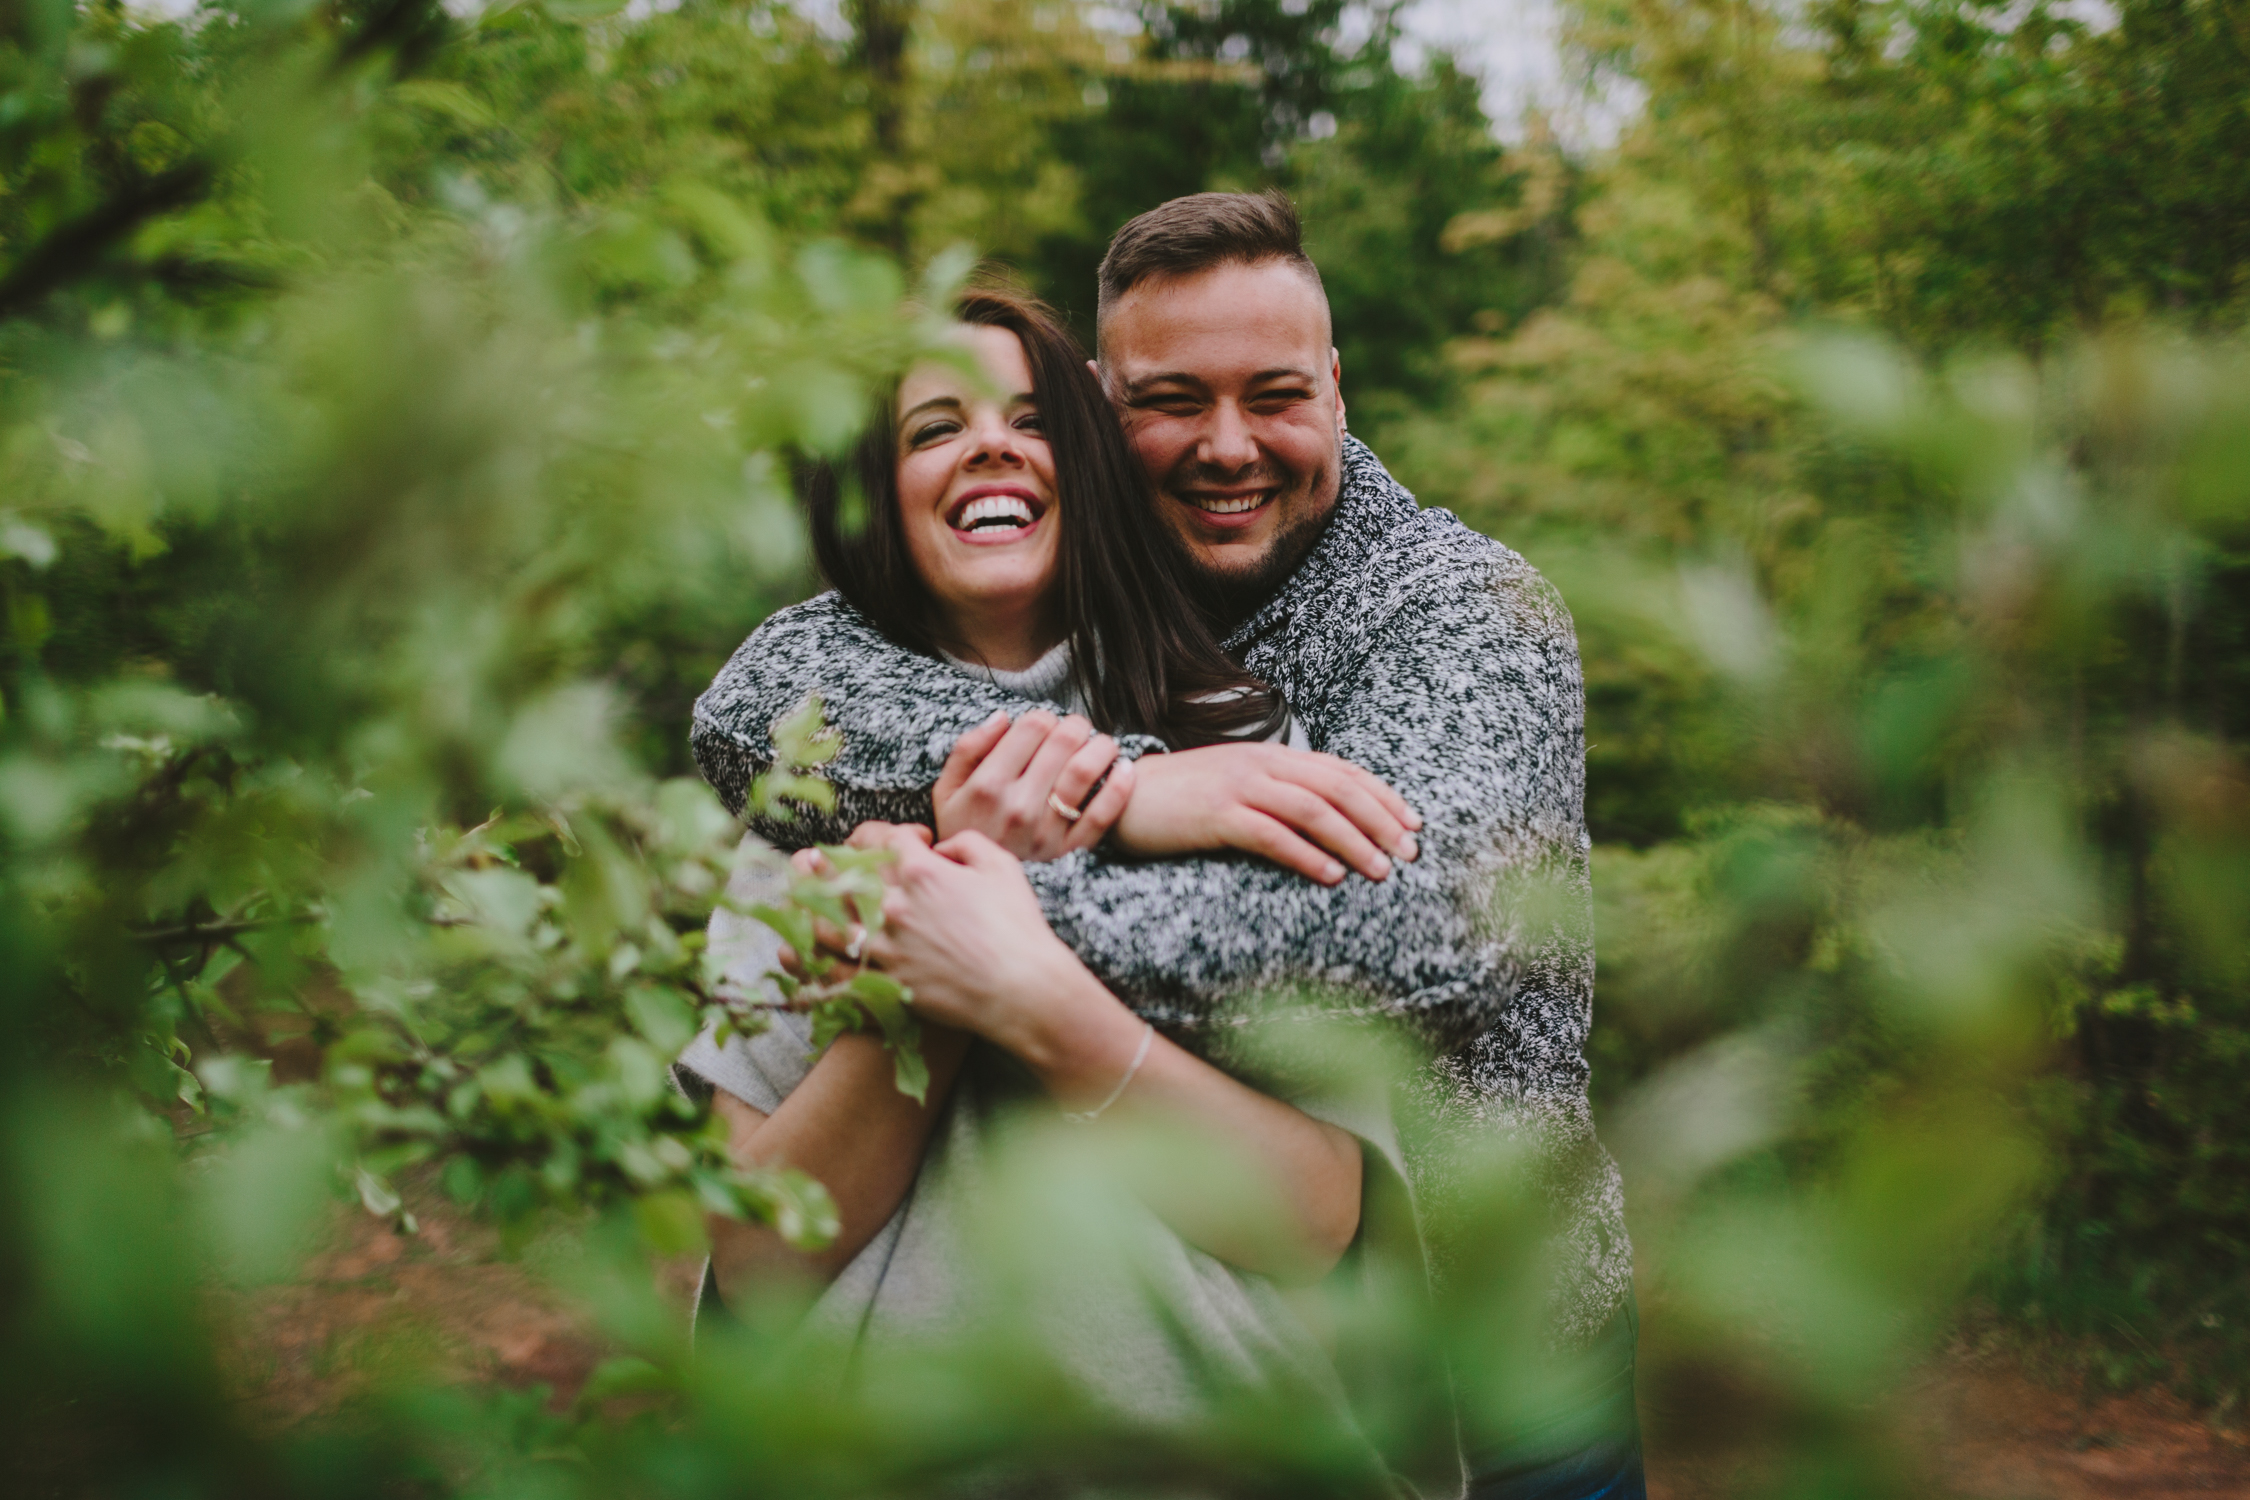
(789, 876), (855, 932)
(748, 901), (813, 960)
(760, 1168), (839, 1250)
(769, 697), (843, 769)
(843, 973), (924, 1103)
(578, 1355), (670, 1406)
(442, 1154), (484, 1206)
(389, 79), (500, 132)
(806, 1000), (859, 1053)
(632, 1189), (706, 1256)
(844, 969), (909, 1009)
(888, 1039), (930, 1106)
(355, 1166), (402, 1219)
(752, 769), (837, 818)
(624, 985), (695, 1055)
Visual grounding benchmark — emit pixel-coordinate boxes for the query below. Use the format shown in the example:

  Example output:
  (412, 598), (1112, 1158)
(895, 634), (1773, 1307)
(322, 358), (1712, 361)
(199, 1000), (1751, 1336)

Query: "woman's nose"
(966, 414), (1025, 466)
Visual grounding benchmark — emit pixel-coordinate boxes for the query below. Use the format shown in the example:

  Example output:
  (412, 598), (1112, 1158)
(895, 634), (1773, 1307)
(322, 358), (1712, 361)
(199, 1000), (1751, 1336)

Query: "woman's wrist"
(991, 939), (1146, 1098)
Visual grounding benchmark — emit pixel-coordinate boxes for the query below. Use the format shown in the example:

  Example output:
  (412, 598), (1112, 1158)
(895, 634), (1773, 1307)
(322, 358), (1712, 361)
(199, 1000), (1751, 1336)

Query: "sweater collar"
(939, 639), (1073, 701)
(1220, 434), (1419, 654)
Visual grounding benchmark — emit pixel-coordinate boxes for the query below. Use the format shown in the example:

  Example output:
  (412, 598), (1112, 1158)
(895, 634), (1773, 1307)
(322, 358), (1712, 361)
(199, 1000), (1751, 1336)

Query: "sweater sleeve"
(688, 593), (1164, 852)
(689, 718), (938, 850)
(1023, 552), (1592, 1061)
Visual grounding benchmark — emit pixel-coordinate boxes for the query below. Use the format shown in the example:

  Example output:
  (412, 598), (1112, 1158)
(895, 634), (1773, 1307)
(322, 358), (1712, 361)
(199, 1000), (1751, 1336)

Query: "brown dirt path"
(1646, 1353), (2250, 1499)
(216, 1179), (697, 1425)
(224, 1188), (2250, 1496)
(1901, 1362), (2250, 1500)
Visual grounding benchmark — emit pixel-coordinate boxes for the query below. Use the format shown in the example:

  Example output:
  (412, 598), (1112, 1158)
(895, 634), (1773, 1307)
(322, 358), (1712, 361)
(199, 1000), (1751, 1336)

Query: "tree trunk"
(849, 0), (914, 256)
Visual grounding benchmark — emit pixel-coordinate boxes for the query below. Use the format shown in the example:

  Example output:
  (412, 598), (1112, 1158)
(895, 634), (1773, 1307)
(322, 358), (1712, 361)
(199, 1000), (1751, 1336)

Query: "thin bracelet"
(1063, 1021), (1154, 1124)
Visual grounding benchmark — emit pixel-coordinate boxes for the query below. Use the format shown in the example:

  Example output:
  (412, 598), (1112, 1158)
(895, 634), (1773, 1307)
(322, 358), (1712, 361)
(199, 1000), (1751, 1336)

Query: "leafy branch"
(737, 697), (930, 1103)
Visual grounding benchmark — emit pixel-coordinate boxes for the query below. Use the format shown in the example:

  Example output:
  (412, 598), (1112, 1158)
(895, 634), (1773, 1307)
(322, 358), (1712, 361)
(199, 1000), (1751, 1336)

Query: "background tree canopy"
(1, 0), (2244, 1494)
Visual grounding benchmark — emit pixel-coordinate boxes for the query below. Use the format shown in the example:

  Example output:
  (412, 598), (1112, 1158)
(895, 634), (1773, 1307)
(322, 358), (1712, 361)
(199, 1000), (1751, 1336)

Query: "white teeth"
(1189, 494), (1267, 515)
(954, 495), (1035, 531)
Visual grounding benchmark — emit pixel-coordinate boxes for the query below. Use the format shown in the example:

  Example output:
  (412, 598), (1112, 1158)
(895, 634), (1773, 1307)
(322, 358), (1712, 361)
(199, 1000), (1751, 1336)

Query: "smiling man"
(1048, 192), (1645, 1500)
(1098, 228), (1346, 621)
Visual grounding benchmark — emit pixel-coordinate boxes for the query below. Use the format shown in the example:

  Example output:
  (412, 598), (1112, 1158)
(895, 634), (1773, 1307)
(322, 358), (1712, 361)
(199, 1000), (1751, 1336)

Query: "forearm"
(706, 1027), (971, 1302)
(1006, 954), (1364, 1284)
(1029, 849), (1517, 1059)
(693, 735), (937, 847)
(1025, 577), (1589, 1057)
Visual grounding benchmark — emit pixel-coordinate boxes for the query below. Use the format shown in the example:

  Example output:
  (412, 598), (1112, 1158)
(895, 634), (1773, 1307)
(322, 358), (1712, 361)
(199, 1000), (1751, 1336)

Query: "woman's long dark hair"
(802, 287), (1286, 747)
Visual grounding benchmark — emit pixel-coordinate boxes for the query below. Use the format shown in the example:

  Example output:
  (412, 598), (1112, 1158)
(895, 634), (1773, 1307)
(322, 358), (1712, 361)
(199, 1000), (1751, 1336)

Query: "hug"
(674, 189), (1643, 1500)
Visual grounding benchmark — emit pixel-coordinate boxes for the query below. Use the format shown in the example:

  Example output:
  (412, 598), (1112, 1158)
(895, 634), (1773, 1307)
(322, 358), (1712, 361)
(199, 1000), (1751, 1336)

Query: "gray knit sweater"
(690, 436), (1631, 1349)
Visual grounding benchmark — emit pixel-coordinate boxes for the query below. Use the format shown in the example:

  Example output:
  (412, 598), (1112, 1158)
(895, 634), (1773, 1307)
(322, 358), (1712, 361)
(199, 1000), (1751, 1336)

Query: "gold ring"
(1047, 792), (1083, 823)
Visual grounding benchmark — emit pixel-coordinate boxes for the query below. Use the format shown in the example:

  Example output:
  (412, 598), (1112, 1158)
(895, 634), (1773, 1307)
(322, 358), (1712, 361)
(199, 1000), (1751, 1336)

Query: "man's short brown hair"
(1095, 189), (1328, 342)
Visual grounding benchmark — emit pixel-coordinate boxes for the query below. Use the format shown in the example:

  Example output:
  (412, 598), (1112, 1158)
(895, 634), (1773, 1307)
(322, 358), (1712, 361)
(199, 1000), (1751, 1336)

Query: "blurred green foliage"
(1382, 0), (2250, 1430)
(1, 0), (2245, 1494)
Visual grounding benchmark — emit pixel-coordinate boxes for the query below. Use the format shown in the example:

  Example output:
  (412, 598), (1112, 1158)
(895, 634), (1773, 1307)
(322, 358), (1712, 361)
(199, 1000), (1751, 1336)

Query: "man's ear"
(1331, 347), (1347, 432)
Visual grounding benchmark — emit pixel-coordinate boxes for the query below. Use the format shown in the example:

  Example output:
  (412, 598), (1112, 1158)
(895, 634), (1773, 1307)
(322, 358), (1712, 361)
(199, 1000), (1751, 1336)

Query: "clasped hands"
(932, 706), (1420, 883)
(781, 711), (1422, 1053)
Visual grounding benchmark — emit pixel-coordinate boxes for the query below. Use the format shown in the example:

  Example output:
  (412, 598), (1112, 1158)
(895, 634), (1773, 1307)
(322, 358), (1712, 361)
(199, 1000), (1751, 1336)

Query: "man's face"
(1100, 260), (1345, 605)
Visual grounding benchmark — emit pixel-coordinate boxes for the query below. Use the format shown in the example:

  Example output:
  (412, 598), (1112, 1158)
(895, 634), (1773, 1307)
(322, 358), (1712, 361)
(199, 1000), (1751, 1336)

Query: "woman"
(674, 289), (1436, 1480)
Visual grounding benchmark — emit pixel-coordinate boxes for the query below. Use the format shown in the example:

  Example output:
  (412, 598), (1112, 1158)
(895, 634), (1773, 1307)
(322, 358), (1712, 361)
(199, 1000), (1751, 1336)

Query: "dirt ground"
(1903, 1364), (2250, 1500)
(1644, 1357), (2250, 1500)
(224, 1190), (2250, 1497)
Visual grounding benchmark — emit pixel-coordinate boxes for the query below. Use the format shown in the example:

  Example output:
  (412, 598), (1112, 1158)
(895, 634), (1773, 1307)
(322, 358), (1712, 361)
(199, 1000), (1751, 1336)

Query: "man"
(691, 192), (1640, 1499)
(1045, 190), (1640, 1500)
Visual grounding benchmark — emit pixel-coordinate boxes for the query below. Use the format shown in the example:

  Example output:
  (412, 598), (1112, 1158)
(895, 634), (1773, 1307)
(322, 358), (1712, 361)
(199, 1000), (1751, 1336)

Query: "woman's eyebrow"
(899, 395), (965, 424)
(900, 391), (1035, 423)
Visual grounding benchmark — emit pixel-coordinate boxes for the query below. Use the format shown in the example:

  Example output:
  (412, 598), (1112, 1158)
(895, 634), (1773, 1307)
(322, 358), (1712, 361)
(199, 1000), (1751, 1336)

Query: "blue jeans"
(1462, 1296), (1647, 1500)
(1464, 1431), (1647, 1500)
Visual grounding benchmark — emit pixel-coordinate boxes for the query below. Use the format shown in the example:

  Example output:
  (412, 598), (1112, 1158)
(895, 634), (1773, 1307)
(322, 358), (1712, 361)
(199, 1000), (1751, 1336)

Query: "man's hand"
(1113, 742), (1421, 885)
(932, 710), (1135, 861)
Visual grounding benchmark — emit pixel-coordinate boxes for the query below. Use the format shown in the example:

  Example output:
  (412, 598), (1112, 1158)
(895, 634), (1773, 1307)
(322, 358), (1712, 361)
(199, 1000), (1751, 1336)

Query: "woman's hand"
(836, 822), (1364, 1283)
(931, 709), (1135, 862)
(839, 823), (1087, 1054)
(1112, 742), (1422, 886)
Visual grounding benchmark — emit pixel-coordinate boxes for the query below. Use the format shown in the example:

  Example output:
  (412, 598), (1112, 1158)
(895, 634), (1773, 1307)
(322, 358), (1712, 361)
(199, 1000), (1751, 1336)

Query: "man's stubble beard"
(1181, 459), (1336, 633)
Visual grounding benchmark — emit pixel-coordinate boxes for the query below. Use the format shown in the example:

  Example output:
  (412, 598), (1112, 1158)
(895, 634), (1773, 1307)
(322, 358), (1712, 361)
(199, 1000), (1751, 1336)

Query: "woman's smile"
(948, 484), (1048, 543)
(894, 323), (1065, 669)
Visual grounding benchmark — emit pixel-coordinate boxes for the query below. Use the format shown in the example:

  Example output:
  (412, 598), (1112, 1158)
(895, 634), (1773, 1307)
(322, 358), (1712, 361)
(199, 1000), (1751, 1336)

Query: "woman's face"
(895, 324), (1060, 638)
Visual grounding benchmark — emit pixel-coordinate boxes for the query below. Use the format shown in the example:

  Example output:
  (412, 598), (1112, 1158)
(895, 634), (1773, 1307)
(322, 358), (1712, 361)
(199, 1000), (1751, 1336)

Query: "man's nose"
(1198, 401), (1259, 472)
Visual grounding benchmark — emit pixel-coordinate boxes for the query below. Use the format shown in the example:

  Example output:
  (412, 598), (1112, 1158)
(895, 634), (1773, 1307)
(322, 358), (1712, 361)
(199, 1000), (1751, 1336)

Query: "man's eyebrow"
(1122, 367), (1319, 398)
(1121, 372), (1209, 399)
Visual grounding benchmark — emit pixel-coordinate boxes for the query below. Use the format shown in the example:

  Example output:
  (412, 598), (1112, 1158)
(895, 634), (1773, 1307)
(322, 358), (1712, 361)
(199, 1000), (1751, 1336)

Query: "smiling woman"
(891, 322), (1064, 673)
(676, 290), (1435, 1462)
(801, 287), (1288, 748)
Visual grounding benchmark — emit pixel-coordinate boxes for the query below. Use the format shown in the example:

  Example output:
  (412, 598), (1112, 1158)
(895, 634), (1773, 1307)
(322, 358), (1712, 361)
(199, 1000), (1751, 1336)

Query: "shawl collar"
(1222, 434), (1420, 657)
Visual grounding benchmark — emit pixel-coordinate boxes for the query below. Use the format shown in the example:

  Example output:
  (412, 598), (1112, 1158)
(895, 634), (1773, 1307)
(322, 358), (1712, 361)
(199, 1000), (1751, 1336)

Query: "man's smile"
(1172, 486), (1277, 530)
(1182, 491), (1271, 515)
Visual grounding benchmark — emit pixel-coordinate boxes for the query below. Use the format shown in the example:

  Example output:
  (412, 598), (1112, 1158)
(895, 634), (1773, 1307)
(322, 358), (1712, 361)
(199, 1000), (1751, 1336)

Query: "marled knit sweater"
(690, 436), (1632, 1349)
